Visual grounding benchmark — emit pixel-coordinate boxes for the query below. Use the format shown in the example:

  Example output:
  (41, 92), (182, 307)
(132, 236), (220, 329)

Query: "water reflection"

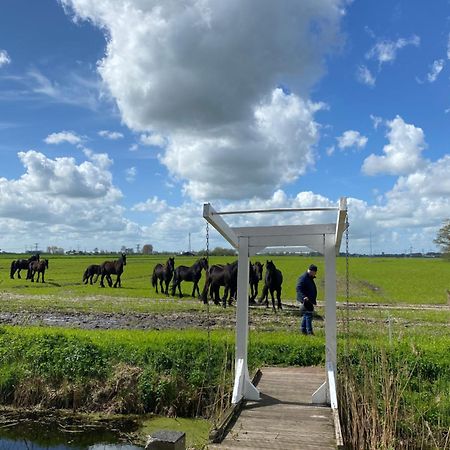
(0, 417), (143, 450)
(0, 438), (142, 449)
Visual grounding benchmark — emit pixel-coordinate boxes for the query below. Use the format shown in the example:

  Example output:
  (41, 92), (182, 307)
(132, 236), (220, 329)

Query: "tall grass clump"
(338, 339), (449, 449)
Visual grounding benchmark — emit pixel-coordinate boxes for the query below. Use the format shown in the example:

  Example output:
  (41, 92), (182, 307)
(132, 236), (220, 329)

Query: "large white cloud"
(0, 150), (144, 251)
(161, 89), (323, 199)
(362, 116), (426, 176)
(60, 0), (345, 200)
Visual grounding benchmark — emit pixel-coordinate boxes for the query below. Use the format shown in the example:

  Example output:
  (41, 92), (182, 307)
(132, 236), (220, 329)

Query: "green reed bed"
(338, 336), (450, 449)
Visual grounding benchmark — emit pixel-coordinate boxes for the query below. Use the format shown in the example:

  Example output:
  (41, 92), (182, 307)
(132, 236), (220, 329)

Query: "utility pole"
(34, 243), (38, 253)
(188, 233), (191, 253)
(136, 244), (141, 254)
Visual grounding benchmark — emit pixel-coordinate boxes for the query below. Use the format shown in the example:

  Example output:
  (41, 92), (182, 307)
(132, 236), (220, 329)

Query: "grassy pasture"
(1, 253), (450, 306)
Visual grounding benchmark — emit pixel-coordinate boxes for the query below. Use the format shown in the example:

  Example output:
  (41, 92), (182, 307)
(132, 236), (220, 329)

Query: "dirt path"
(0, 292), (447, 331)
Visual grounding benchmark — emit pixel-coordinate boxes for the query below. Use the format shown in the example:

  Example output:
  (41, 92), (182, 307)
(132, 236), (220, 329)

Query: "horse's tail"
(201, 270), (211, 304)
(10, 261), (16, 279)
(82, 268), (89, 283)
(151, 269), (157, 288)
(170, 270), (178, 296)
(93, 267), (100, 283)
(258, 284), (268, 304)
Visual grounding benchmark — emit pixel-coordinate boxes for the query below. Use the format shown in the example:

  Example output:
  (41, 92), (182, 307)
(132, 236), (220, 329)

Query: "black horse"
(171, 257), (208, 298)
(259, 260), (283, 311)
(10, 254), (39, 279)
(202, 261), (238, 307)
(249, 261), (264, 304)
(151, 257), (175, 295)
(29, 259), (49, 283)
(82, 264), (101, 285)
(99, 253), (127, 288)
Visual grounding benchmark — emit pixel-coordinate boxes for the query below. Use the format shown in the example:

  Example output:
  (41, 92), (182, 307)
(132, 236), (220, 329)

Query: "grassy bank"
(0, 326), (323, 413)
(0, 325), (448, 448)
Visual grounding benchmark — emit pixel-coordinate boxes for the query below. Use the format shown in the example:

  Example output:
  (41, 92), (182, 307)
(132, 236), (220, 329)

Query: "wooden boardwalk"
(209, 366), (337, 449)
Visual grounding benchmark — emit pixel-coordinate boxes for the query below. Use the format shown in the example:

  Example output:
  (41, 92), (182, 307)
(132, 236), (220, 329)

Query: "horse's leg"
(270, 290), (276, 312)
(17, 269), (21, 279)
(100, 274), (106, 288)
(277, 287), (282, 310)
(42, 270), (45, 283)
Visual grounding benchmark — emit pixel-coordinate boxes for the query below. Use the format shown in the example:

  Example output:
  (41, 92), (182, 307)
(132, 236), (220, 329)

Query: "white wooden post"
(232, 236), (260, 403)
(312, 233), (337, 404)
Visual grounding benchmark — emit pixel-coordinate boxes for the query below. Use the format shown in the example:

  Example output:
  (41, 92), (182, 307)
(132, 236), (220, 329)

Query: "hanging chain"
(205, 221), (212, 392)
(345, 214), (350, 341)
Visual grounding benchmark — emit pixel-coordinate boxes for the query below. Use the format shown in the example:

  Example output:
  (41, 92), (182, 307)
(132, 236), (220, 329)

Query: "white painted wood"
(233, 224), (336, 237)
(246, 235), (328, 253)
(324, 233), (337, 370)
(335, 197), (348, 254)
(202, 199), (348, 406)
(232, 237), (260, 403)
(312, 381), (328, 404)
(215, 207), (339, 215)
(203, 203), (239, 248)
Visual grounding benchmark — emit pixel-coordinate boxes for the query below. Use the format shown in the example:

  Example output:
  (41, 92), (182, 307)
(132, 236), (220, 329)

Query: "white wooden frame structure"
(203, 198), (348, 405)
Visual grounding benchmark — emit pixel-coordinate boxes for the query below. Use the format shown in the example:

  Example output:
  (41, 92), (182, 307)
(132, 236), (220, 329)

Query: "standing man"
(296, 264), (318, 335)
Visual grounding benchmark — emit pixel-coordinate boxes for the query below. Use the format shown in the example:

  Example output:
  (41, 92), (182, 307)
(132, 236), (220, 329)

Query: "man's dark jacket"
(296, 271), (317, 312)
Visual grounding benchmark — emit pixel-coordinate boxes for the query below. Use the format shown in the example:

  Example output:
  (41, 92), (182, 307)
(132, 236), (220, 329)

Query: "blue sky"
(0, 0), (449, 254)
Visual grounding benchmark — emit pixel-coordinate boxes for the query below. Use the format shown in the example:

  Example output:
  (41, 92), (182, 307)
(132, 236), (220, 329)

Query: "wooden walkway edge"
(208, 366), (337, 449)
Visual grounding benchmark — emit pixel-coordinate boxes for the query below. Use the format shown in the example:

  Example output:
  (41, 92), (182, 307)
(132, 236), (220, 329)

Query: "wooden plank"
(209, 366), (337, 450)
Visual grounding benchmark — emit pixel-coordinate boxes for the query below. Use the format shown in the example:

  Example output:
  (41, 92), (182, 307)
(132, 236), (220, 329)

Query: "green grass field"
(1, 253), (450, 305)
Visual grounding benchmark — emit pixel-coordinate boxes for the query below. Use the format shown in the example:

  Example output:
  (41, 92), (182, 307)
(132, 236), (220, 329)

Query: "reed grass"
(338, 340), (449, 449)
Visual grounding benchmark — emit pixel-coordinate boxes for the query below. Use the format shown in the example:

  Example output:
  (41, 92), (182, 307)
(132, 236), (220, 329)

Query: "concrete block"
(145, 430), (186, 450)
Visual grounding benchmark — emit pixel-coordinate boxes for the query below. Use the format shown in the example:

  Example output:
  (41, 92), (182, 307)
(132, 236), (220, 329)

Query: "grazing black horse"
(82, 264), (101, 285)
(171, 257), (208, 298)
(249, 261), (264, 304)
(151, 257), (175, 295)
(29, 259), (49, 283)
(10, 254), (40, 279)
(202, 261), (238, 307)
(99, 253), (127, 288)
(259, 260), (283, 311)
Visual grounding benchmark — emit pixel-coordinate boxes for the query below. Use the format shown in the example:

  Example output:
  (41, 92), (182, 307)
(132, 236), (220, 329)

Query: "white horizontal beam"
(233, 223), (336, 238)
(247, 235), (326, 254)
(216, 207), (339, 215)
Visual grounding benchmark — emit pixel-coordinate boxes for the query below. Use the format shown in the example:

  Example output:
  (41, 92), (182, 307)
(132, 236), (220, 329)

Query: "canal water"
(0, 418), (144, 450)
